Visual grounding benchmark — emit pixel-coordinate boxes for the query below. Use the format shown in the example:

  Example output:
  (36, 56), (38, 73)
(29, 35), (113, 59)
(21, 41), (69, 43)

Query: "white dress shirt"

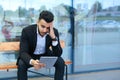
(30, 27), (58, 65)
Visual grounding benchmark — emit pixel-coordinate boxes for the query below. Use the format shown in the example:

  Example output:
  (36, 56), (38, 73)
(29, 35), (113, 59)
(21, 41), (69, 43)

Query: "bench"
(0, 41), (72, 80)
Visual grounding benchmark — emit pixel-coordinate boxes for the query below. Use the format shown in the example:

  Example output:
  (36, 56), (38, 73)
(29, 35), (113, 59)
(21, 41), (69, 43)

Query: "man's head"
(39, 10), (54, 22)
(37, 10), (54, 36)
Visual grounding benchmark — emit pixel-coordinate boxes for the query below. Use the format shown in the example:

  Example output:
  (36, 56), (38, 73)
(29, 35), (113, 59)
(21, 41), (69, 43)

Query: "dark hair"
(39, 10), (54, 23)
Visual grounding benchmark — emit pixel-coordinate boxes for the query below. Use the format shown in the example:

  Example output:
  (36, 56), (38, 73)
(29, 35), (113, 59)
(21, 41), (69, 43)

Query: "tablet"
(40, 56), (58, 68)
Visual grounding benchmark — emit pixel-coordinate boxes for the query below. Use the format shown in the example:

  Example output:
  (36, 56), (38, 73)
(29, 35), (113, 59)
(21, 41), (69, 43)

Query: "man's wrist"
(30, 59), (35, 65)
(52, 37), (58, 41)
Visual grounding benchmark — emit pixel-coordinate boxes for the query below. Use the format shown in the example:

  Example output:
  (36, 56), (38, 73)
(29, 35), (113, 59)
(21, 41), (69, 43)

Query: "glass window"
(0, 0), (72, 73)
(74, 0), (120, 72)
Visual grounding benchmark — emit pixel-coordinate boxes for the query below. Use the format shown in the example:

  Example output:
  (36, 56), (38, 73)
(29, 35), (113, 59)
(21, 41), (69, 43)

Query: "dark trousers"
(17, 57), (65, 80)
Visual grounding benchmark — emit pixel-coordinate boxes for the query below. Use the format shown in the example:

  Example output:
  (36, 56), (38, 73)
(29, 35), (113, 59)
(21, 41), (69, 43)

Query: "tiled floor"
(1, 69), (120, 80)
(24, 69), (120, 80)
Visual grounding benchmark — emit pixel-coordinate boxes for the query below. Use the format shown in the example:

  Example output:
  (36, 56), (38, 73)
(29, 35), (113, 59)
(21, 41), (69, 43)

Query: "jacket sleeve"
(19, 28), (32, 65)
(52, 28), (63, 57)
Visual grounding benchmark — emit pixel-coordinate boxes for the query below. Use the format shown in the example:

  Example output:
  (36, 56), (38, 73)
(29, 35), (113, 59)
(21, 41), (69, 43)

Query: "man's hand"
(49, 22), (56, 39)
(31, 59), (45, 70)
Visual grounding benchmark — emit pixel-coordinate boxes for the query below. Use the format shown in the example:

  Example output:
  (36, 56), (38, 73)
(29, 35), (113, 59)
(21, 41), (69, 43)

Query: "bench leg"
(65, 64), (68, 80)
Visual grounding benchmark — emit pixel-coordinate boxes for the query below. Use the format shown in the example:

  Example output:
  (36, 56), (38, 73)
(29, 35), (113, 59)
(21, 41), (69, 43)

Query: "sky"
(0, 0), (120, 11)
(0, 0), (71, 11)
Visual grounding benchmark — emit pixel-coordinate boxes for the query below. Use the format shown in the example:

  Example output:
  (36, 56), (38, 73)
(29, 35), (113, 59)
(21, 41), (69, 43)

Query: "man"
(17, 10), (65, 80)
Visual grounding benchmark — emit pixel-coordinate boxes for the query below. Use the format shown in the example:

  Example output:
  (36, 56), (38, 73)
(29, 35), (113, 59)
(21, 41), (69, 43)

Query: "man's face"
(37, 19), (52, 36)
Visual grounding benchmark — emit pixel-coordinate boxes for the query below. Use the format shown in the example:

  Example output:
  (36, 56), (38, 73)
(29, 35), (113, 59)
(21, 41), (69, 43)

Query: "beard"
(40, 32), (47, 37)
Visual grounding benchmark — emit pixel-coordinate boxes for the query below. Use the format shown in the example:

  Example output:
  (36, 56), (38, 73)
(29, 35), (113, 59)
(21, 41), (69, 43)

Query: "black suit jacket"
(17, 24), (62, 65)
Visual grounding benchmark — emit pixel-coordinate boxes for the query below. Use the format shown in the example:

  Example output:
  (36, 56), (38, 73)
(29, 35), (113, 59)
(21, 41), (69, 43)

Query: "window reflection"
(0, 0), (72, 66)
(0, 0), (71, 42)
(74, 0), (120, 71)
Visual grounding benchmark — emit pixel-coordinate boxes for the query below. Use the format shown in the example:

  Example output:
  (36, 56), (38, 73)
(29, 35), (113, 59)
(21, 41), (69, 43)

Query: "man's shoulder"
(53, 27), (58, 31)
(23, 24), (37, 31)
(53, 27), (59, 34)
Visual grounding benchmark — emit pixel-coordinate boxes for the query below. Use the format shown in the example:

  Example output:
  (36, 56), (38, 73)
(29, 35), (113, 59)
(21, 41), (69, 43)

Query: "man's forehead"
(39, 19), (52, 26)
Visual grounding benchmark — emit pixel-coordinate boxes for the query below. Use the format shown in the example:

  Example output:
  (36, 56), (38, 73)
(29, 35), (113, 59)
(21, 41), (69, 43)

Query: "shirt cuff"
(52, 41), (58, 46)
(29, 59), (33, 65)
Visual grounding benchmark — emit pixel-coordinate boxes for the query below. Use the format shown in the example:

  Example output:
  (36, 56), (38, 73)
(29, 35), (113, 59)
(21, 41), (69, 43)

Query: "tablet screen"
(40, 56), (58, 68)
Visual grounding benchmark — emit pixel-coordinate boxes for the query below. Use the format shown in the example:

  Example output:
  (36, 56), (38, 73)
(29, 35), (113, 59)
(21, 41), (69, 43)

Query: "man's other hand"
(31, 59), (45, 70)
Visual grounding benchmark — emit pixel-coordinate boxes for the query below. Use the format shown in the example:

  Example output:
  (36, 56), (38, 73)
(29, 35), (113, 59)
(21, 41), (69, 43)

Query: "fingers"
(49, 24), (56, 39)
(36, 59), (40, 63)
(33, 60), (45, 70)
(39, 62), (46, 67)
(39, 60), (46, 67)
(34, 63), (45, 70)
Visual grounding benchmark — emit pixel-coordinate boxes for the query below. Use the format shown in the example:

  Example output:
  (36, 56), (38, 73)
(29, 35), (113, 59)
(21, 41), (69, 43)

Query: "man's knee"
(18, 59), (30, 70)
(54, 57), (65, 68)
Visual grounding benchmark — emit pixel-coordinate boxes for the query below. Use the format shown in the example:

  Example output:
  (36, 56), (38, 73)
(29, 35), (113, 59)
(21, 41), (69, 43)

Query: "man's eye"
(41, 25), (45, 28)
